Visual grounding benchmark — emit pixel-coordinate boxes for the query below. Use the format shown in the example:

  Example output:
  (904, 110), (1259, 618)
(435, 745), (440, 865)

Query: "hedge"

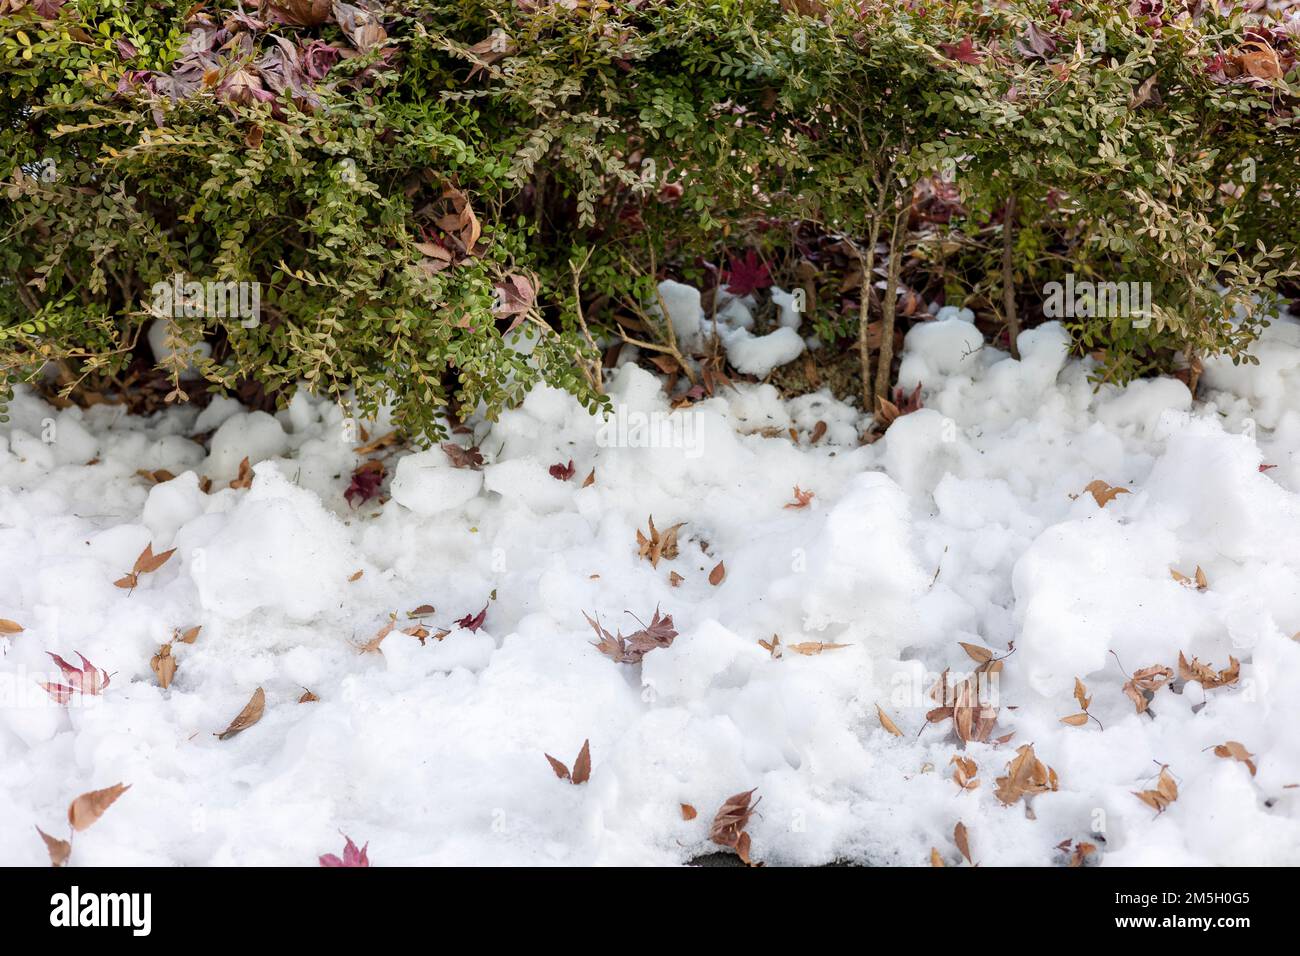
(2, 0), (1298, 436)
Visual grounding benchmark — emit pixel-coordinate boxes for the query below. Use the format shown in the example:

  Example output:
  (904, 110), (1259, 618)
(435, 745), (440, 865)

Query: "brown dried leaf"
(636, 516), (685, 568)
(1083, 479), (1130, 508)
(1134, 766), (1178, 813)
(175, 625), (201, 644)
(216, 687), (265, 741)
(994, 744), (1059, 806)
(959, 642), (994, 664)
(1073, 677), (1090, 711)
(150, 643), (177, 689)
(785, 641), (850, 656)
(229, 456), (254, 490)
(930, 847), (945, 867)
(354, 620), (395, 654)
(133, 543), (176, 575)
(544, 753), (570, 780)
(298, 690), (319, 703)
(1213, 741), (1256, 776)
(570, 739), (592, 785)
(36, 826), (71, 867)
(1122, 664), (1174, 714)
(708, 560), (726, 586)
(680, 803), (697, 821)
(1178, 651), (1239, 689)
(784, 486), (815, 509)
(709, 788), (760, 852)
(1060, 713), (1090, 726)
(954, 821), (973, 865)
(0, 618), (23, 634)
(877, 705), (903, 737)
(68, 783), (130, 831)
(669, 571), (684, 587)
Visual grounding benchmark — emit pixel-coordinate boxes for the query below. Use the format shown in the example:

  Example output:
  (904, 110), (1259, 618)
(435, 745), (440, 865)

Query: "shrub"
(2, 0), (1297, 434)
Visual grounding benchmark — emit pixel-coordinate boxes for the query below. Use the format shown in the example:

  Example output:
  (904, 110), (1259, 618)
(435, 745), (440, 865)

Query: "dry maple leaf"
(36, 826), (71, 867)
(636, 516), (685, 568)
(585, 607), (678, 664)
(455, 604), (488, 632)
(1178, 651), (1239, 689)
(1134, 766), (1179, 814)
(229, 456), (254, 490)
(441, 442), (484, 469)
(877, 705), (903, 737)
(150, 643), (177, 689)
(994, 744), (1059, 806)
(42, 652), (110, 703)
(708, 560), (726, 586)
(68, 783), (130, 831)
(548, 459), (576, 481)
(680, 803), (697, 821)
(1213, 741), (1256, 776)
(1121, 662), (1174, 714)
(1082, 479), (1130, 508)
(114, 542), (177, 589)
(344, 459), (385, 508)
(216, 687), (265, 740)
(785, 486), (815, 509)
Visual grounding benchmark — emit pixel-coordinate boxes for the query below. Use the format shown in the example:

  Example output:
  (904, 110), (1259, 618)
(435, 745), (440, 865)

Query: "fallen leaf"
(582, 469), (595, 487)
(355, 431), (400, 455)
(1178, 651), (1239, 689)
(68, 783), (130, 831)
(319, 835), (370, 867)
(1083, 479), (1130, 508)
(758, 634), (782, 659)
(708, 561), (726, 586)
(951, 755), (979, 791)
(344, 459), (385, 507)
(0, 618), (23, 634)
(1134, 766), (1179, 814)
(930, 847), (945, 867)
(1213, 741), (1256, 776)
(785, 641), (850, 655)
(994, 744), (1059, 806)
(150, 643), (177, 689)
(441, 442), (485, 469)
(669, 571), (684, 587)
(354, 619), (395, 653)
(709, 788), (760, 855)
(571, 739), (592, 785)
(229, 456), (254, 490)
(36, 826), (71, 867)
(959, 642), (994, 664)
(586, 606), (678, 664)
(43, 652), (110, 702)
(680, 803), (697, 821)
(549, 459), (576, 481)
(1122, 663), (1174, 714)
(954, 821), (973, 865)
(216, 687), (265, 740)
(1060, 713), (1090, 726)
(455, 604), (488, 632)
(298, 690), (319, 703)
(637, 516), (685, 568)
(175, 625), (201, 644)
(877, 705), (903, 737)
(114, 542), (177, 589)
(784, 486), (815, 509)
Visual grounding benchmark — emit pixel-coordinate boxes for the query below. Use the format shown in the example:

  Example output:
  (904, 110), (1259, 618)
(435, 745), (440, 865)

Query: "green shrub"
(2, 0), (1298, 435)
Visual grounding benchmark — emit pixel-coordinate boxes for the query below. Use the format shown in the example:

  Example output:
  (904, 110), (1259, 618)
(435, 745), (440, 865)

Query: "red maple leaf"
(319, 835), (370, 867)
(42, 652), (110, 703)
(456, 604), (488, 632)
(344, 460), (385, 508)
(939, 37), (983, 65)
(549, 459), (576, 481)
(723, 250), (772, 296)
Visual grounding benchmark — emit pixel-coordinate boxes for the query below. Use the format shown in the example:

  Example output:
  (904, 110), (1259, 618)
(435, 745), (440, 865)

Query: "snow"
(3, 300), (1300, 867)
